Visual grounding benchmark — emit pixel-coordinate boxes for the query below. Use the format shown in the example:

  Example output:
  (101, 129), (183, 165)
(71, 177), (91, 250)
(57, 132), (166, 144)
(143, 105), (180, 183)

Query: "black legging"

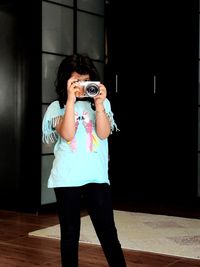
(54, 183), (127, 267)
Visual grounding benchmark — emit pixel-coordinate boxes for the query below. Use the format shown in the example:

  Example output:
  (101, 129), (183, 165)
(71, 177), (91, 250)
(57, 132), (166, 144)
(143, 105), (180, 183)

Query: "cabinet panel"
(106, 1), (198, 202)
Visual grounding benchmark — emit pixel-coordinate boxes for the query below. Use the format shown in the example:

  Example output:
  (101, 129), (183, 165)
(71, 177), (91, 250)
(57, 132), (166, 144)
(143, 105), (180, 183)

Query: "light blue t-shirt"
(42, 99), (118, 188)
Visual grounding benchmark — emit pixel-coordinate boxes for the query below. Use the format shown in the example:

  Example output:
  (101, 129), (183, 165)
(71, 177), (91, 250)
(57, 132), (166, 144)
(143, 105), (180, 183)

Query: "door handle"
(153, 75), (156, 94)
(115, 74), (118, 93)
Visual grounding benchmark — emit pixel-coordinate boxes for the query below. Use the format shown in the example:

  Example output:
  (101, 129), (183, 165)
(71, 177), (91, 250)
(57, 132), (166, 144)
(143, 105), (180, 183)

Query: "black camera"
(79, 81), (100, 97)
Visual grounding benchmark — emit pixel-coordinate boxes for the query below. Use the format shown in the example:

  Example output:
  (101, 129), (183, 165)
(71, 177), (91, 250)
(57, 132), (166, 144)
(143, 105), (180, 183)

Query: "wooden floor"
(1, 200), (200, 267)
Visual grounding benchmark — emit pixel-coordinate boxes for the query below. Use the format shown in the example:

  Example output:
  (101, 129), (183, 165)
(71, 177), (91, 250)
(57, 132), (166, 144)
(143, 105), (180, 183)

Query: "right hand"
(67, 77), (82, 103)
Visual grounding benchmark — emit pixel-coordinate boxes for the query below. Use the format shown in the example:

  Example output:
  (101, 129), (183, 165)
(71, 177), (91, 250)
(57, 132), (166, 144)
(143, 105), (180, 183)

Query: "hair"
(55, 53), (100, 108)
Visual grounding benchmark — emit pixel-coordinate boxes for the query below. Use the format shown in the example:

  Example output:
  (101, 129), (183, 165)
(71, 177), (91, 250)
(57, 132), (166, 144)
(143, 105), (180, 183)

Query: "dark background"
(105, 0), (199, 205)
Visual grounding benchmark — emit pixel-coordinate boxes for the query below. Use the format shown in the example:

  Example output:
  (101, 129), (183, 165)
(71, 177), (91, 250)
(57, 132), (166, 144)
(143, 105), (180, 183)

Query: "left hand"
(94, 83), (107, 106)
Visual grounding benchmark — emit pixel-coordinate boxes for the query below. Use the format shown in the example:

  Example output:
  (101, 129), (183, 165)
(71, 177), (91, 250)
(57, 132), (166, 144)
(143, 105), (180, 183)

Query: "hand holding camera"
(79, 81), (100, 97)
(70, 79), (100, 98)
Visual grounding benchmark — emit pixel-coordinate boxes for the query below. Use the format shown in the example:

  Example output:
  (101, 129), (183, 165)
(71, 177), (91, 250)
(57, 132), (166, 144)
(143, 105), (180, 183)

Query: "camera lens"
(85, 83), (100, 97)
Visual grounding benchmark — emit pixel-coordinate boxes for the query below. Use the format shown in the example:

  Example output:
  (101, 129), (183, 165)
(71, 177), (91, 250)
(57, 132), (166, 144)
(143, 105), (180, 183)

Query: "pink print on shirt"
(68, 111), (99, 152)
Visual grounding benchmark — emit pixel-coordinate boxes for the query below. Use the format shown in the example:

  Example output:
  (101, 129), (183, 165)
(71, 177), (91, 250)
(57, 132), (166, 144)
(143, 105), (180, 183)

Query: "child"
(42, 53), (127, 267)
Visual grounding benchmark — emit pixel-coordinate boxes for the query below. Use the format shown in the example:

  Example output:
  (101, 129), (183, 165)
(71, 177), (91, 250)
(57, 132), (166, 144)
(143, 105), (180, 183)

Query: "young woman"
(42, 53), (127, 267)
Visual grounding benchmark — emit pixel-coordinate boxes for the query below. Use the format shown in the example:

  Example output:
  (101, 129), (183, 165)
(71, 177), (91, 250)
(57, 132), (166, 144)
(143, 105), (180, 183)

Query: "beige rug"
(29, 210), (200, 260)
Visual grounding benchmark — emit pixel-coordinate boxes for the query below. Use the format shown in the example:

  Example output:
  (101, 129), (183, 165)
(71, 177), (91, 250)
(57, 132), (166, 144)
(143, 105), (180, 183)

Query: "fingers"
(68, 78), (80, 90)
(68, 77), (79, 88)
(98, 84), (107, 97)
(66, 79), (81, 100)
(93, 87), (106, 104)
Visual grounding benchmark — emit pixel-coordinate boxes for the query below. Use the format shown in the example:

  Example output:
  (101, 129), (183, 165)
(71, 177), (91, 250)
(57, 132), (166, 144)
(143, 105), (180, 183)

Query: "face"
(71, 72), (90, 97)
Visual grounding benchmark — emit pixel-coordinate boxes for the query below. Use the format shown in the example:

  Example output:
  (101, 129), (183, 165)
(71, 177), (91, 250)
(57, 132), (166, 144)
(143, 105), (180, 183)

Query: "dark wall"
(0, 1), (41, 212)
(0, 3), (20, 209)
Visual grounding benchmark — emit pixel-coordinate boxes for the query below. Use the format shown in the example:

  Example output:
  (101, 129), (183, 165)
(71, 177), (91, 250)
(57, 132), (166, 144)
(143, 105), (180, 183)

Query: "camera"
(79, 81), (100, 97)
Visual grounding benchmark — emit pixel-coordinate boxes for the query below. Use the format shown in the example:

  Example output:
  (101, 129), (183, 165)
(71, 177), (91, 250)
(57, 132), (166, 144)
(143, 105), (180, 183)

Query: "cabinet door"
(153, 1), (198, 199)
(106, 1), (158, 201)
(106, 1), (198, 202)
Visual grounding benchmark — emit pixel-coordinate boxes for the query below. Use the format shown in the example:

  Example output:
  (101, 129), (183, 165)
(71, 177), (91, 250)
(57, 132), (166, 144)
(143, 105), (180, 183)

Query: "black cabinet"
(105, 1), (198, 202)
(0, 1), (42, 212)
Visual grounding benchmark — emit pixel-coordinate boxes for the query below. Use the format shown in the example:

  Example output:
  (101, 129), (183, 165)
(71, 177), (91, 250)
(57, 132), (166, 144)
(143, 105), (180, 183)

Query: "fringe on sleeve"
(42, 116), (62, 143)
(42, 101), (63, 144)
(106, 110), (120, 134)
(104, 98), (120, 134)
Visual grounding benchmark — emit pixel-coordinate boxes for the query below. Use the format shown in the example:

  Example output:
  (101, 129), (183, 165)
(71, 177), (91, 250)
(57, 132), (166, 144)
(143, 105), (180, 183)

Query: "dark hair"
(55, 54), (100, 108)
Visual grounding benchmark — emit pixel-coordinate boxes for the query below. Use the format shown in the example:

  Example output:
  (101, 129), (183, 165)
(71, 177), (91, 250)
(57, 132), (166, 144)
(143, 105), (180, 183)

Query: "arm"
(94, 84), (111, 139)
(55, 77), (80, 142)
